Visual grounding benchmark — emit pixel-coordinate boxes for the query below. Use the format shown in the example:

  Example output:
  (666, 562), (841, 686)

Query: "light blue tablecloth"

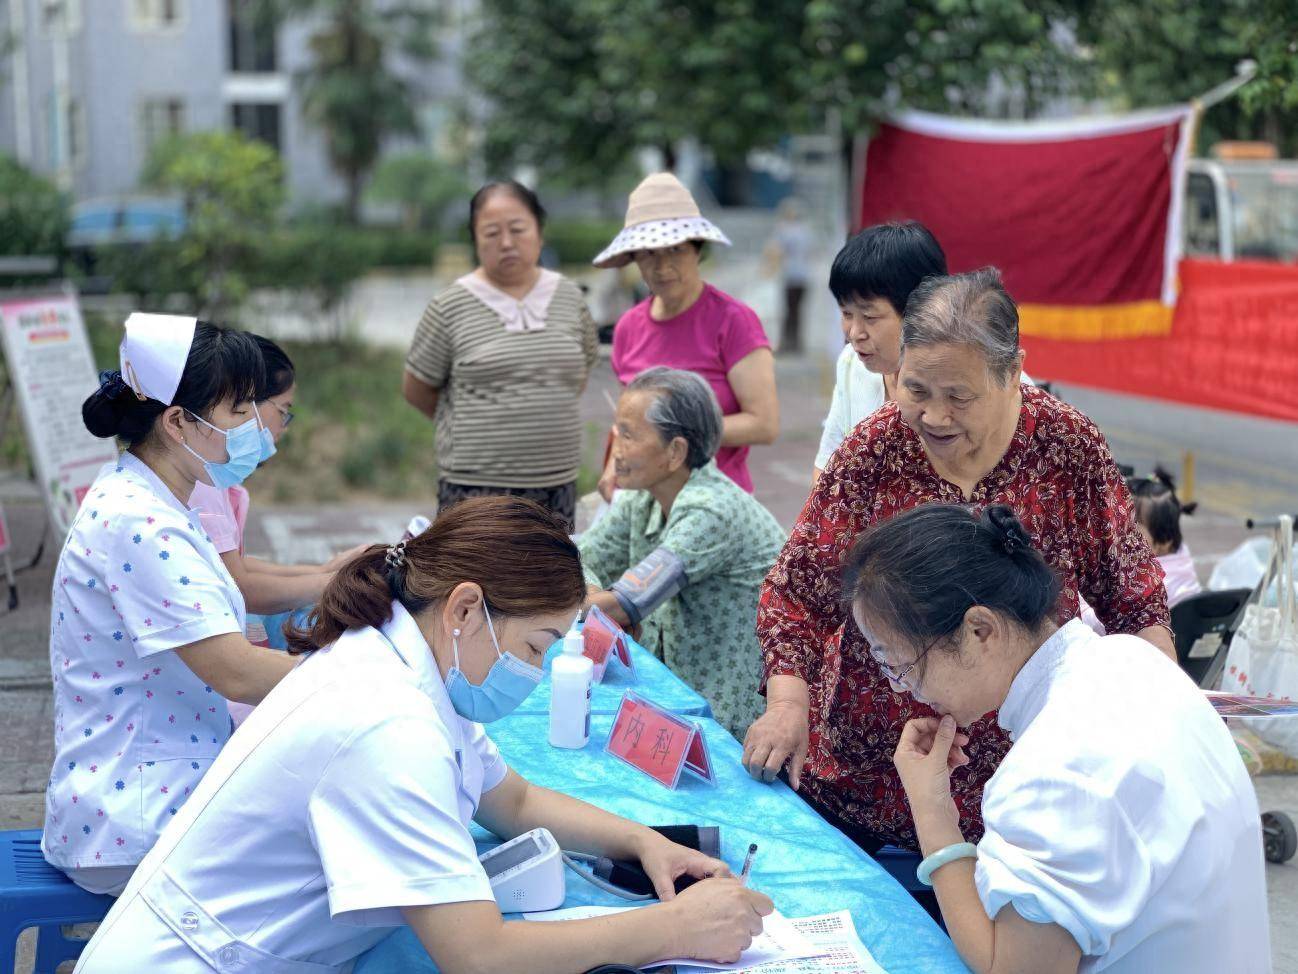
(515, 635), (713, 718)
(354, 713), (967, 974)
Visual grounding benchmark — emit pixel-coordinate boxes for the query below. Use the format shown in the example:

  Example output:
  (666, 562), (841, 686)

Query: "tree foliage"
(469, 0), (1298, 183)
(468, 0), (1081, 186)
(366, 151), (467, 229)
(255, 0), (440, 222)
(1074, 0), (1298, 153)
(0, 155), (67, 257)
(138, 130), (285, 319)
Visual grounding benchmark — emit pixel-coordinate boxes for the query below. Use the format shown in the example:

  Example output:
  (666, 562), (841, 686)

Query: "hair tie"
(384, 540), (407, 572)
(1001, 534), (1021, 556)
(98, 370), (129, 397)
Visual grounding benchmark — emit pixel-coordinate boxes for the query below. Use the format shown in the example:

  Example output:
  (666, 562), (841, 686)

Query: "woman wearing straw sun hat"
(594, 173), (779, 500)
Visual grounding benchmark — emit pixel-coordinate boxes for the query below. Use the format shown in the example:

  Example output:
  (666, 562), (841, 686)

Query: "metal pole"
(1192, 60), (1258, 113)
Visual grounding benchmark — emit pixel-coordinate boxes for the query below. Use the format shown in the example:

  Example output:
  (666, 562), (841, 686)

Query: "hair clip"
(384, 540), (408, 572)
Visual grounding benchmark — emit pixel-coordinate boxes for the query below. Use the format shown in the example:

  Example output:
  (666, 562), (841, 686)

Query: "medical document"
(676, 910), (888, 974)
(521, 904), (826, 971)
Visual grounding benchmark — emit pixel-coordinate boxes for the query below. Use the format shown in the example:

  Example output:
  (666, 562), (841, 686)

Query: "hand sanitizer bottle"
(549, 622), (592, 748)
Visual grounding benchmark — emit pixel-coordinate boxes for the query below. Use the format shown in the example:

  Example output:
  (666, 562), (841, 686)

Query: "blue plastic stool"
(0, 830), (113, 973)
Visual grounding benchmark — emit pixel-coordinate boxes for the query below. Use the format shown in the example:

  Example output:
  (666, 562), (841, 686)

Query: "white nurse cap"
(120, 312), (197, 405)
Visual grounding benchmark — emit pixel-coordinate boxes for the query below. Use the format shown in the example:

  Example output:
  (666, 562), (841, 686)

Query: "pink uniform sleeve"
(189, 481), (239, 554)
(227, 486), (250, 554)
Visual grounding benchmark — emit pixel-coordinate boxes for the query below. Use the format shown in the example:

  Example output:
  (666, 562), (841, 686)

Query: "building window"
(140, 98), (186, 156)
(229, 0), (277, 73)
(230, 103), (282, 152)
(68, 98), (85, 168)
(130, 0), (186, 31)
(39, 0), (83, 35)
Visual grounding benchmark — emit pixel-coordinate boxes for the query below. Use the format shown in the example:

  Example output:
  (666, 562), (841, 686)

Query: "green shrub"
(544, 218), (623, 266)
(0, 155), (68, 257)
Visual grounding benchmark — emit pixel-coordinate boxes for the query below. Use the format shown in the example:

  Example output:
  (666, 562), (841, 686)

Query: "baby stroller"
(1171, 515), (1298, 865)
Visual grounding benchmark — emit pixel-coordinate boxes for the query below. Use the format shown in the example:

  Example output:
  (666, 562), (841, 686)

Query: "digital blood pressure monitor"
(479, 827), (566, 912)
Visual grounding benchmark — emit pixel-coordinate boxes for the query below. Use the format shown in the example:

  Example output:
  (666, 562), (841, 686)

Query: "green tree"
(0, 155), (67, 257)
(138, 130), (285, 319)
(256, 0), (440, 223)
(468, 0), (1081, 187)
(366, 151), (467, 229)
(468, 0), (809, 189)
(1074, 0), (1298, 153)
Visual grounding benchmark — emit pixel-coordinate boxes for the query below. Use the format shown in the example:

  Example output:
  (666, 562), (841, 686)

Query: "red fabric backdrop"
(1024, 259), (1298, 422)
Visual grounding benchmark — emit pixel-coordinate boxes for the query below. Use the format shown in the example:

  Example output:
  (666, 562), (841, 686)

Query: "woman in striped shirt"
(403, 182), (599, 531)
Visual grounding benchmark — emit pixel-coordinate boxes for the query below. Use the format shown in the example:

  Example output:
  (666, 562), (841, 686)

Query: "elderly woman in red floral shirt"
(743, 267), (1173, 854)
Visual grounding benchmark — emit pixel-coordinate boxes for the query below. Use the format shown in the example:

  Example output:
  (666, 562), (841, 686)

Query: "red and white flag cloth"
(856, 106), (1195, 341)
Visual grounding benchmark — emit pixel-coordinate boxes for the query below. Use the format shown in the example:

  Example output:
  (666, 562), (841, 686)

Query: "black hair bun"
(982, 504), (1033, 557)
(82, 372), (132, 438)
(81, 369), (162, 441)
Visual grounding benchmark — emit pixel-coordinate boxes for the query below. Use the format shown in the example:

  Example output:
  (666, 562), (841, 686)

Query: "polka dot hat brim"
(592, 216), (732, 269)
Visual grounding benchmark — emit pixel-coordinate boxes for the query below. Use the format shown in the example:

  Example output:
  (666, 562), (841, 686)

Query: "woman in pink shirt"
(593, 173), (779, 497)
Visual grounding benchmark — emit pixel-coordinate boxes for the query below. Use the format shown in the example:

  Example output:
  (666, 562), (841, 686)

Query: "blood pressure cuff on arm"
(609, 547), (686, 627)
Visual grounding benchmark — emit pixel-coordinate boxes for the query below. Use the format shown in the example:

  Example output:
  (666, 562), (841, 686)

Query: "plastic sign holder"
(605, 691), (713, 790)
(582, 605), (636, 683)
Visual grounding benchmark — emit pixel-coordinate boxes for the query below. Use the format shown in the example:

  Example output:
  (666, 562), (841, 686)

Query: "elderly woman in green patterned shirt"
(581, 367), (786, 737)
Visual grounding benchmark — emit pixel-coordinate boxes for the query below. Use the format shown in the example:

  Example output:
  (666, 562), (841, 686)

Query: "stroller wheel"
(1262, 811), (1296, 864)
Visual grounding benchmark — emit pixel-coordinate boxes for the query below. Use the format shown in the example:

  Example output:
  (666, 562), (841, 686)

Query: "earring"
(453, 628), (461, 637)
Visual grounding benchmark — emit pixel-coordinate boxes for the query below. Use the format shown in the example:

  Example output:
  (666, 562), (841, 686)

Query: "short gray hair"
(901, 267), (1020, 384)
(625, 367), (723, 469)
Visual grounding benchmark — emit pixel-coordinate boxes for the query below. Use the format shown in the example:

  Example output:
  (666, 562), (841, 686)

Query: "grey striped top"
(406, 274), (599, 488)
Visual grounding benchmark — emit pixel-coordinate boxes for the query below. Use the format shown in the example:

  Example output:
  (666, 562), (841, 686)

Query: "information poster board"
(0, 289), (117, 537)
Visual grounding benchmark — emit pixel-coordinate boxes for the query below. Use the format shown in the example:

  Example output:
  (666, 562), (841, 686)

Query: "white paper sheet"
(675, 910), (888, 974)
(521, 905), (827, 971)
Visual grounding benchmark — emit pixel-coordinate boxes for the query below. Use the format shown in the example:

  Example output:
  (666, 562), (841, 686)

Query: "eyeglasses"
(867, 640), (935, 689)
(271, 402), (294, 428)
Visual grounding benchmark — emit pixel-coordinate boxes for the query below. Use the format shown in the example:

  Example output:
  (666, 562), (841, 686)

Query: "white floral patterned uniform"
(43, 452), (245, 873)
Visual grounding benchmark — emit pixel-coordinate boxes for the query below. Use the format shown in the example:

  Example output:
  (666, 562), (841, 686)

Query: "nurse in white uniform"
(44, 314), (297, 895)
(844, 503), (1270, 974)
(75, 496), (772, 973)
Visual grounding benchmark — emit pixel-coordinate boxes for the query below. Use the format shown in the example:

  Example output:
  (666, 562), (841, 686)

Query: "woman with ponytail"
(843, 503), (1268, 974)
(45, 313), (296, 896)
(77, 496), (773, 973)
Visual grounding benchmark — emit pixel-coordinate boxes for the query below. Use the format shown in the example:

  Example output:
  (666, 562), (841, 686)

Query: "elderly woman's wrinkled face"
(633, 243), (702, 307)
(613, 389), (684, 491)
(474, 190), (543, 283)
(897, 344), (1021, 468)
(840, 296), (902, 374)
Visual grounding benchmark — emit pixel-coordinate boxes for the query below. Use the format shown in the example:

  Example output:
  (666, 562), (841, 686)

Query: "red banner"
(1025, 259), (1298, 422)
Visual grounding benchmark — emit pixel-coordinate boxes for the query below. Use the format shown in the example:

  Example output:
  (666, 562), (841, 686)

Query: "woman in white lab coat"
(45, 313), (297, 896)
(75, 496), (772, 974)
(844, 503), (1269, 974)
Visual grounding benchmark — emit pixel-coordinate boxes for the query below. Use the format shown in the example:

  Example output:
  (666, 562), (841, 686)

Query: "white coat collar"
(117, 450), (197, 518)
(998, 618), (1095, 740)
(376, 600), (464, 740)
(456, 268), (561, 332)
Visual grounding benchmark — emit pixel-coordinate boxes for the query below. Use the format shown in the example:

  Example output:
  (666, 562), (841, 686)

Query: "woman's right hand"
(742, 696), (809, 788)
(664, 878), (773, 963)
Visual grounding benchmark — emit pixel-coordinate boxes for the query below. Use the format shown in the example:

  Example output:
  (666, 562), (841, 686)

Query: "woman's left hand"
(635, 831), (732, 901)
(893, 715), (970, 833)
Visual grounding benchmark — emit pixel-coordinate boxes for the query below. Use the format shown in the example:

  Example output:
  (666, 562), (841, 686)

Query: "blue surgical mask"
(254, 402), (277, 464)
(445, 603), (543, 723)
(182, 412), (264, 489)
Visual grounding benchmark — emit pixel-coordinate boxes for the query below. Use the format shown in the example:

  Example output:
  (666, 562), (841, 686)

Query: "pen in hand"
(739, 843), (758, 887)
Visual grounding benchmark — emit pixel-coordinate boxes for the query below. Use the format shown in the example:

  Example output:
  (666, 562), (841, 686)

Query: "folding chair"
(1170, 588), (1253, 688)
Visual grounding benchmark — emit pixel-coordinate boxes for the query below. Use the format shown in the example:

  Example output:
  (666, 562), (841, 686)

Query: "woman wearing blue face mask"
(45, 314), (299, 896)
(76, 496), (773, 973)
(189, 335), (366, 627)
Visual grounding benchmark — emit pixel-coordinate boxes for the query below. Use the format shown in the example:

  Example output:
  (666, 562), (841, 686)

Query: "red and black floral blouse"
(758, 385), (1170, 850)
